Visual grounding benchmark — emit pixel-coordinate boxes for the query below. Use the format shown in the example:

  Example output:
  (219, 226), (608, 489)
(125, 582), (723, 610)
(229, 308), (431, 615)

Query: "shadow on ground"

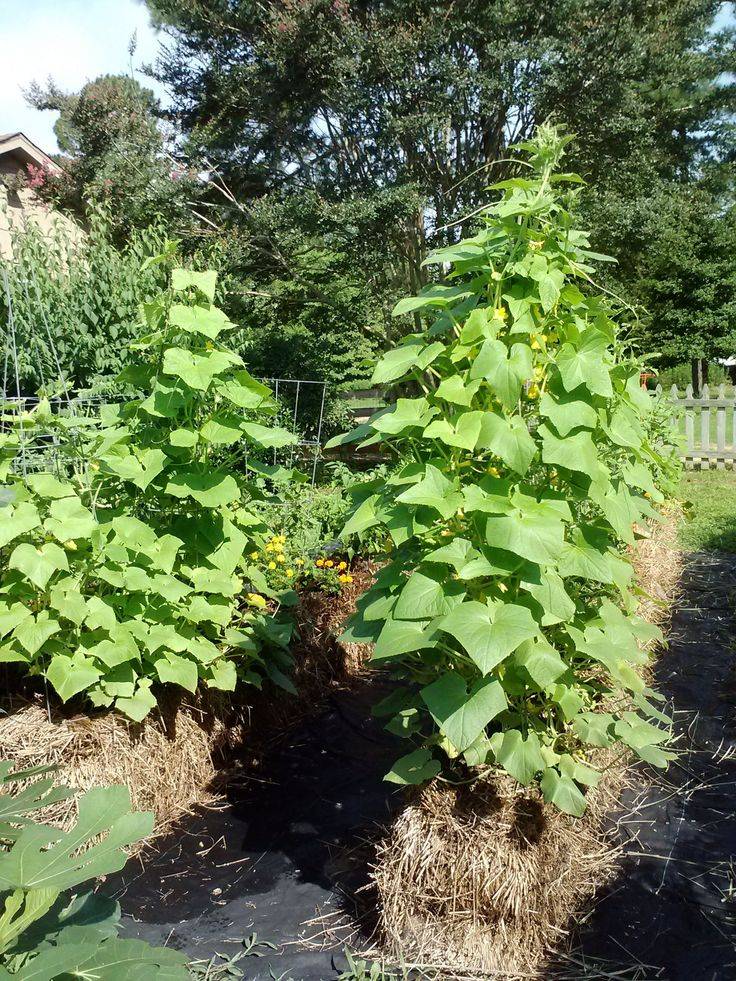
(546, 551), (736, 981)
(105, 677), (403, 980)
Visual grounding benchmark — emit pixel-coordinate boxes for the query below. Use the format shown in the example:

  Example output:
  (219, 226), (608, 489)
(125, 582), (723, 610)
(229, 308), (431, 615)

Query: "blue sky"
(0, 0), (164, 152)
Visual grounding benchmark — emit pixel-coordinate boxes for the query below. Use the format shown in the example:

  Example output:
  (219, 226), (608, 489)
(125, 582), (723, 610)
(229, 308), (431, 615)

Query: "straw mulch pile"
(0, 560), (377, 840)
(370, 509), (683, 979)
(0, 692), (231, 839)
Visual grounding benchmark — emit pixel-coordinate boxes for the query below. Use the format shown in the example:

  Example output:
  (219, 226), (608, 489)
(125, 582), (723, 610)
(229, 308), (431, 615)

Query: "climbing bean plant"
(329, 126), (675, 815)
(0, 261), (297, 720)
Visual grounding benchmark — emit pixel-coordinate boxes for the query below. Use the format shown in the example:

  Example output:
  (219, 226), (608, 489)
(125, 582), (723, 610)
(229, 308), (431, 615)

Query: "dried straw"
(0, 560), (377, 843)
(370, 508), (683, 978)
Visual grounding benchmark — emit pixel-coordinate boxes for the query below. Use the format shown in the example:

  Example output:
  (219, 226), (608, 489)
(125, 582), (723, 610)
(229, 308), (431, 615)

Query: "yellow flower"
(277, 554), (286, 563)
(346, 574), (353, 583)
(316, 559), (324, 568)
(493, 306), (508, 321)
(286, 568), (294, 577)
(295, 558), (304, 566)
(325, 560), (334, 568)
(528, 383), (540, 399)
(338, 561), (347, 570)
(488, 466), (500, 477)
(250, 550), (259, 559)
(339, 574), (349, 583)
(268, 561), (277, 570)
(265, 542), (274, 552)
(247, 592), (267, 608)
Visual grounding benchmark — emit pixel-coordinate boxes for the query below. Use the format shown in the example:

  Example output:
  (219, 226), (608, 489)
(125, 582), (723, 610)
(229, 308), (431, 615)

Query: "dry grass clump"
(0, 692), (230, 840)
(370, 510), (682, 978)
(373, 760), (625, 978)
(0, 562), (377, 842)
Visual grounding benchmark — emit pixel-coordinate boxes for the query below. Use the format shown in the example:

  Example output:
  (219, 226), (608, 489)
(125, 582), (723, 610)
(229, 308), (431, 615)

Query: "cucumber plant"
(329, 126), (675, 815)
(0, 761), (189, 979)
(0, 263), (297, 720)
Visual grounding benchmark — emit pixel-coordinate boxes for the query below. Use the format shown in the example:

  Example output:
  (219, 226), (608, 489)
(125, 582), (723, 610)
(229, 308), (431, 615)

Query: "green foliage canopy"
(332, 127), (676, 815)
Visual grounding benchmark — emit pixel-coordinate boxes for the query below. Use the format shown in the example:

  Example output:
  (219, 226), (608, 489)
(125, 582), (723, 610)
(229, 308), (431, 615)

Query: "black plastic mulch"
(109, 551), (736, 980)
(105, 681), (404, 980)
(552, 551), (736, 981)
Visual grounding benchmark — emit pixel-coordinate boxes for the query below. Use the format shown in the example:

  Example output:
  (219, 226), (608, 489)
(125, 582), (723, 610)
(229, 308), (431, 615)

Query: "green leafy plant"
(0, 761), (188, 979)
(0, 262), (298, 720)
(329, 125), (676, 815)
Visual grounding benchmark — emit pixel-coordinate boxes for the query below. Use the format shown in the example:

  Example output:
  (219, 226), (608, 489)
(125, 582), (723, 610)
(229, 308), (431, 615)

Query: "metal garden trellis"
(0, 262), (328, 485)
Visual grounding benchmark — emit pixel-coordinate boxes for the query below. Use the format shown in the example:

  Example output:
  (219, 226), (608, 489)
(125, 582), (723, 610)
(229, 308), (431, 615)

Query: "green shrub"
(0, 761), (188, 978)
(331, 126), (676, 815)
(0, 209), (171, 394)
(0, 261), (298, 720)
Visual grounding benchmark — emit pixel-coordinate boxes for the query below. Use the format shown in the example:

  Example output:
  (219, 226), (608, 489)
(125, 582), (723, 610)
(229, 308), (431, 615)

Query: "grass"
(677, 470), (736, 552)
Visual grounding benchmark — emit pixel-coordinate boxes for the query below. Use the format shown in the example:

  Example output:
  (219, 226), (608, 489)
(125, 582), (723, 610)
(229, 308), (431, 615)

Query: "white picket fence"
(661, 383), (736, 469)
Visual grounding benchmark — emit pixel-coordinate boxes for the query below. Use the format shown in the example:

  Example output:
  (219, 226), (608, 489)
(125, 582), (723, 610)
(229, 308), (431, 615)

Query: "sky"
(1, 1), (735, 156)
(0, 0), (165, 153)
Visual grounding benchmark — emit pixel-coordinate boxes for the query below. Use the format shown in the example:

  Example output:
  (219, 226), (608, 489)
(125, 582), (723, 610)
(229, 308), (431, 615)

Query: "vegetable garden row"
(0, 126), (684, 978)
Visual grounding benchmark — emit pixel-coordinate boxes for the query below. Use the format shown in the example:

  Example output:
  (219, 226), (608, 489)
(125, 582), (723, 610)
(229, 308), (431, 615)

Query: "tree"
(146, 0), (736, 274)
(25, 74), (197, 238)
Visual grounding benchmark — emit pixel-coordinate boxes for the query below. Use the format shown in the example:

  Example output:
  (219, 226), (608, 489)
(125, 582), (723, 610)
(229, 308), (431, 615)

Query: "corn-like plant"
(0, 261), (297, 720)
(329, 126), (675, 815)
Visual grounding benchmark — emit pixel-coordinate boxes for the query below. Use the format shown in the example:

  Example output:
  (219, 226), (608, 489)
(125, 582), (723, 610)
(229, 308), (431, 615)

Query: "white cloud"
(0, 0), (167, 152)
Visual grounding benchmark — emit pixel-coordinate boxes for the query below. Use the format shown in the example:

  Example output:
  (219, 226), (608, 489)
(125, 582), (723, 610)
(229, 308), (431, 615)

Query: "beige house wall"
(0, 147), (84, 262)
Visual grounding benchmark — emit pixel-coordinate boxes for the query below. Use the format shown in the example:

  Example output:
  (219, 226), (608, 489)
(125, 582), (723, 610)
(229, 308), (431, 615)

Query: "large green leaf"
(485, 503), (565, 564)
(171, 267), (217, 300)
(539, 387), (598, 436)
(477, 412), (537, 475)
(439, 600), (538, 673)
(0, 503), (40, 549)
(372, 339), (444, 383)
(540, 767), (586, 816)
(514, 637), (568, 687)
(393, 570), (464, 620)
(43, 498), (96, 541)
(470, 339), (533, 408)
(169, 302), (231, 339)
(165, 468), (241, 507)
(539, 422), (605, 480)
(162, 347), (239, 392)
(395, 464), (461, 518)
(490, 729), (546, 785)
(384, 748), (442, 785)
(372, 398), (438, 436)
(421, 671), (507, 752)
(47, 652), (102, 702)
(424, 410), (484, 450)
(373, 616), (439, 661)
(557, 329), (613, 397)
(8, 544), (68, 590)
(0, 786), (153, 892)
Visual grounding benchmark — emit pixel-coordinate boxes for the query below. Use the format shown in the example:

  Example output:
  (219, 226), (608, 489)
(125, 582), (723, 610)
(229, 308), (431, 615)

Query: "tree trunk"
(691, 357), (708, 394)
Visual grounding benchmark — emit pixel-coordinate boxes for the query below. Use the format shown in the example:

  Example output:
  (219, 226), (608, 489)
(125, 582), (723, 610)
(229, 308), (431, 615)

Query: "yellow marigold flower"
(286, 568), (294, 576)
(339, 574), (349, 583)
(265, 542), (274, 552)
(295, 558), (304, 566)
(338, 561), (347, 570)
(315, 559), (324, 568)
(324, 560), (334, 568)
(268, 561), (277, 570)
(277, 554), (286, 563)
(250, 550), (259, 559)
(346, 574), (353, 583)
(493, 306), (508, 321)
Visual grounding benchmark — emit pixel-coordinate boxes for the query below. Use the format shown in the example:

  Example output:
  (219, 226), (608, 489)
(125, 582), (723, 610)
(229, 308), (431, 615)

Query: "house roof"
(0, 132), (62, 174)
